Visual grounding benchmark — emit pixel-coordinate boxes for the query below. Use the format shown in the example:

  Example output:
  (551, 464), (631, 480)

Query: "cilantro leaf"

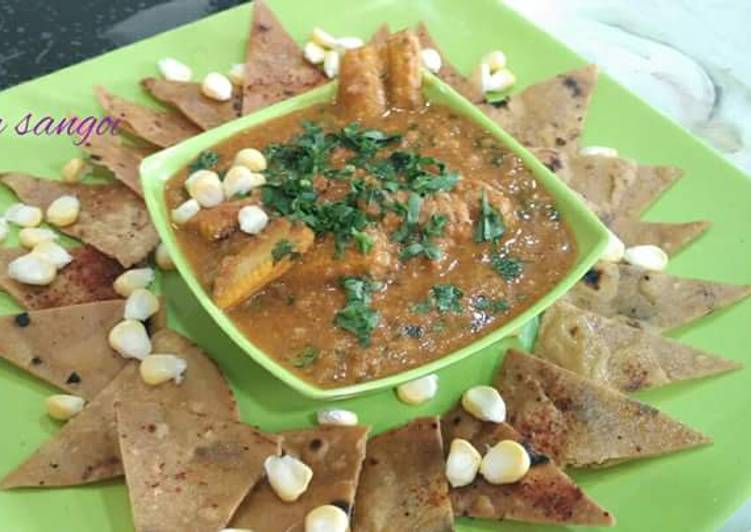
(289, 345), (319, 368)
(474, 190), (505, 243)
(491, 255), (524, 281)
(188, 150), (219, 173)
(271, 239), (299, 264)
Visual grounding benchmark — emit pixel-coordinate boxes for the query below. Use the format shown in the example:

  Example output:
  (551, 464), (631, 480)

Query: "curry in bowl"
(165, 31), (576, 388)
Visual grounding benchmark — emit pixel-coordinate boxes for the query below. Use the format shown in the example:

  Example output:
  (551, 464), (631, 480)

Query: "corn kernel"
(139, 354), (187, 385)
(480, 440), (530, 484)
(304, 41), (326, 65)
(323, 50), (340, 79)
(62, 158), (87, 183)
(265, 454), (314, 502)
(201, 72), (233, 102)
(461, 385), (506, 423)
(396, 374), (438, 405)
(158, 57), (193, 82)
(155, 242), (175, 270)
(5, 203), (43, 228)
(31, 241), (73, 270)
(124, 288), (160, 321)
(114, 267), (155, 297)
(421, 48), (442, 73)
(234, 148), (267, 172)
(45, 394), (85, 421)
(108, 319), (152, 360)
(317, 409), (358, 426)
(305, 504), (349, 532)
(19, 227), (58, 248)
(623, 245), (668, 271)
(445, 438), (482, 488)
(228, 63), (245, 86)
(46, 195), (80, 227)
(238, 205), (269, 235)
(7, 253), (56, 285)
(171, 198), (201, 225)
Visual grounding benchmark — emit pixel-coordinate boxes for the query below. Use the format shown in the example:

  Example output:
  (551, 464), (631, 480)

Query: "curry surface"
(166, 102), (576, 387)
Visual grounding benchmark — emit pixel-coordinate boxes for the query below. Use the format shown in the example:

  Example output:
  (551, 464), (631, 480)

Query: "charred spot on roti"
(562, 76), (583, 97)
(30, 356), (43, 365)
(66, 372), (81, 384)
(15, 312), (31, 327)
(582, 268), (602, 289)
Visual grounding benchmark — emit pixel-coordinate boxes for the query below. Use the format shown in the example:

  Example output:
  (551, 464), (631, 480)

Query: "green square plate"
(139, 72), (608, 400)
(1, 1), (750, 531)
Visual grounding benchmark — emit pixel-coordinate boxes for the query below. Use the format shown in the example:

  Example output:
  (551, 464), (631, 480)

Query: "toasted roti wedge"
(609, 218), (710, 255)
(242, 0), (327, 115)
(80, 132), (153, 197)
(482, 65), (598, 157)
(1, 173), (159, 267)
(338, 43), (388, 121)
(231, 425), (369, 531)
(370, 23), (390, 45)
(566, 262), (751, 332)
(0, 300), (127, 399)
(0, 246), (122, 309)
(353, 417), (453, 532)
(536, 301), (740, 393)
(415, 22), (483, 103)
(495, 350), (710, 468)
(142, 78), (240, 130)
(118, 401), (279, 532)
(213, 218), (315, 309)
(442, 407), (614, 526)
(0, 330), (237, 488)
(94, 86), (201, 148)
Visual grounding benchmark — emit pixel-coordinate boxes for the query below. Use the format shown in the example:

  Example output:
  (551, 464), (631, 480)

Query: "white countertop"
(506, 2), (751, 530)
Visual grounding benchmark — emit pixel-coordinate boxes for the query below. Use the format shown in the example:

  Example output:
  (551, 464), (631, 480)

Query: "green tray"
(140, 72), (608, 399)
(1, 1), (750, 531)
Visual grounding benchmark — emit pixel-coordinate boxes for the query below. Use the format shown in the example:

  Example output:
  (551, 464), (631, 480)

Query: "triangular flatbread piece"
(536, 301), (740, 393)
(495, 349), (710, 468)
(482, 65), (598, 157)
(353, 417), (453, 531)
(557, 153), (681, 221)
(0, 330), (237, 488)
(1, 173), (159, 267)
(565, 261), (751, 332)
(0, 246), (122, 309)
(81, 132), (153, 197)
(118, 401), (280, 532)
(609, 217), (710, 255)
(242, 0), (327, 115)
(415, 22), (483, 103)
(231, 425), (369, 530)
(94, 86), (201, 148)
(369, 23), (390, 45)
(0, 299), (128, 399)
(142, 78), (240, 130)
(442, 407), (614, 526)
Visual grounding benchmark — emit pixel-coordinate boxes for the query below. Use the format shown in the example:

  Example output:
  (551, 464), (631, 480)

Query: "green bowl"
(140, 72), (609, 400)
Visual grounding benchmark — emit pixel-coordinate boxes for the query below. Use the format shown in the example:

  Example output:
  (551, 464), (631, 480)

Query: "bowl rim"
(140, 71), (609, 400)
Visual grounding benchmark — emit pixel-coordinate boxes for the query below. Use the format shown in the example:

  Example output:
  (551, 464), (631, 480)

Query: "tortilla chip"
(495, 349), (710, 468)
(242, 0), (327, 115)
(1, 330), (237, 488)
(370, 23), (390, 45)
(231, 425), (369, 530)
(1, 173), (159, 267)
(94, 86), (201, 148)
(117, 401), (279, 532)
(353, 417), (453, 532)
(415, 22), (483, 103)
(536, 301), (740, 393)
(142, 78), (241, 131)
(482, 65), (598, 157)
(442, 407), (614, 526)
(0, 246), (122, 309)
(566, 262), (751, 332)
(609, 218), (710, 255)
(0, 300), (128, 399)
(81, 132), (152, 197)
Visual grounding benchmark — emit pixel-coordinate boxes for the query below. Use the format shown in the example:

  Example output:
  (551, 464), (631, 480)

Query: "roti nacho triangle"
(565, 262), (751, 332)
(242, 0), (327, 116)
(0, 330), (238, 489)
(81, 132), (153, 197)
(415, 22), (483, 103)
(609, 217), (710, 255)
(0, 299), (127, 399)
(142, 78), (241, 130)
(1, 173), (159, 267)
(231, 425), (369, 531)
(482, 65), (598, 157)
(353, 417), (454, 532)
(117, 401), (280, 532)
(536, 301), (741, 393)
(442, 407), (614, 526)
(94, 86), (201, 148)
(0, 246), (122, 309)
(495, 349), (710, 468)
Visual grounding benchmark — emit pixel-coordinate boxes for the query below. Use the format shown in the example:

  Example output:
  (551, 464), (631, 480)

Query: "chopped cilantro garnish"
(412, 284), (464, 314)
(351, 228), (374, 254)
(188, 150), (219, 173)
(335, 276), (382, 345)
(271, 239), (299, 263)
(491, 254), (524, 281)
(474, 190), (505, 243)
(289, 345), (319, 368)
(472, 295), (509, 314)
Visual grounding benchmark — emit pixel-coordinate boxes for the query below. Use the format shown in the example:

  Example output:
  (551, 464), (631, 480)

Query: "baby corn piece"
(387, 30), (423, 110)
(185, 197), (258, 241)
(213, 218), (314, 308)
